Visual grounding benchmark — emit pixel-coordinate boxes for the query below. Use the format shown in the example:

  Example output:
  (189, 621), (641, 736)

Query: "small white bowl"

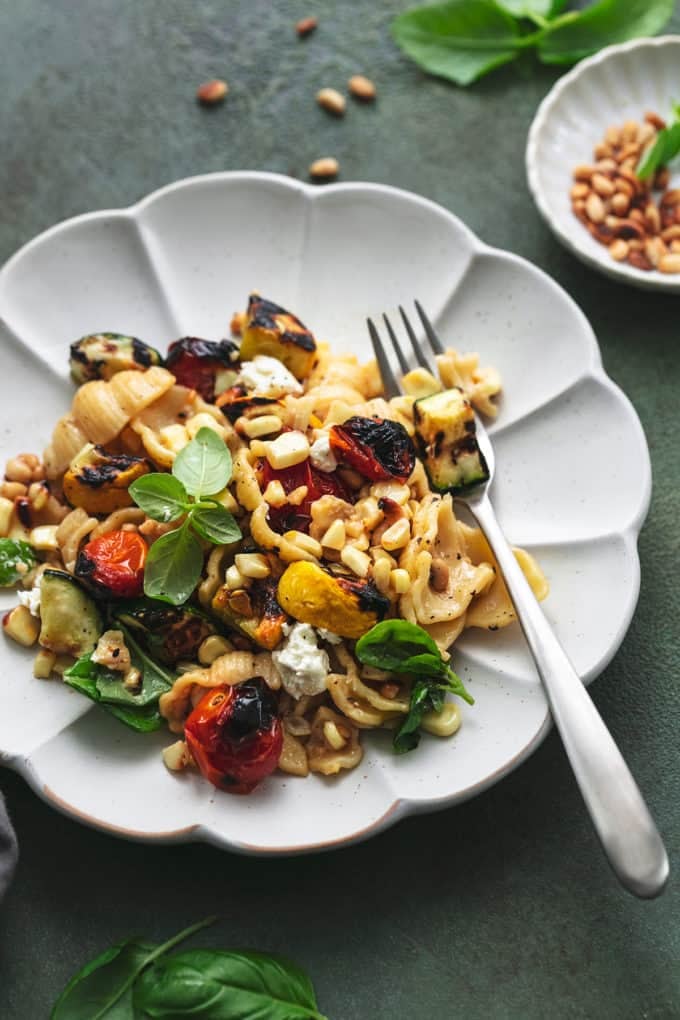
(527, 35), (680, 291)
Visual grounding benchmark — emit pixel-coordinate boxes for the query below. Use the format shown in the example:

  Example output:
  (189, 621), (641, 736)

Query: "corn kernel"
(372, 557), (391, 595)
(284, 531), (322, 559)
(198, 634), (233, 665)
(226, 564), (246, 590)
(381, 518), (410, 551)
(33, 648), (56, 679)
(162, 739), (193, 771)
(29, 525), (59, 551)
(323, 720), (347, 750)
(235, 553), (271, 579)
(371, 482), (411, 505)
(340, 545), (371, 578)
(249, 440), (268, 459)
(159, 423), (189, 453)
(242, 415), (283, 439)
(390, 568), (411, 594)
(321, 519), (346, 550)
(421, 702), (461, 737)
(3, 605), (40, 646)
(0, 497), (13, 537)
(265, 431), (309, 470)
(263, 480), (287, 507)
(401, 367), (442, 399)
(287, 485), (309, 507)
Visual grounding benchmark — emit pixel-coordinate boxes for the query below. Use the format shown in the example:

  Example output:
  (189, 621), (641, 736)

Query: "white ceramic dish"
(527, 35), (680, 291)
(0, 172), (651, 854)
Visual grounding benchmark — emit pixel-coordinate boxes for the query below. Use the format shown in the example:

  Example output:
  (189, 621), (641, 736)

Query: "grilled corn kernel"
(284, 531), (322, 559)
(390, 568), (411, 594)
(198, 634), (233, 665)
(372, 482), (411, 505)
(264, 480), (287, 507)
(287, 485), (309, 507)
(0, 497), (14, 537)
(421, 702), (461, 737)
(3, 605), (40, 646)
(340, 545), (371, 578)
(162, 739), (193, 771)
(242, 415), (283, 439)
(29, 525), (59, 551)
(372, 557), (391, 595)
(323, 719), (348, 750)
(265, 431), (310, 470)
(225, 565), (246, 590)
(381, 518), (410, 551)
(321, 519), (346, 550)
(235, 553), (271, 579)
(33, 648), (57, 679)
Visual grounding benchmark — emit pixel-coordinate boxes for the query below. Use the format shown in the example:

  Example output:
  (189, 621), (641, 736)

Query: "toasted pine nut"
(609, 239), (629, 262)
(309, 157), (339, 180)
(645, 237), (666, 267)
(317, 88), (346, 116)
(658, 254), (680, 274)
(618, 141), (641, 163)
(594, 142), (612, 161)
(380, 518), (410, 551)
(591, 173), (615, 197)
(595, 158), (617, 175)
(661, 225), (680, 242)
(645, 111), (666, 131)
(196, 79), (228, 105)
(348, 75), (376, 101)
(628, 250), (653, 271)
(585, 192), (605, 224)
(654, 168), (670, 191)
(3, 605), (39, 646)
(573, 164), (595, 182)
(296, 15), (318, 36)
(5, 457), (32, 484)
(321, 519), (346, 550)
(613, 218), (645, 241)
(637, 122), (656, 145)
(571, 183), (589, 200)
(340, 545), (371, 578)
(235, 553), (271, 579)
(390, 568), (410, 594)
(671, 240), (680, 254)
(605, 125), (622, 147)
(622, 120), (639, 143)
(242, 415), (282, 439)
(198, 635), (233, 665)
(610, 192), (630, 216)
(644, 203), (661, 234)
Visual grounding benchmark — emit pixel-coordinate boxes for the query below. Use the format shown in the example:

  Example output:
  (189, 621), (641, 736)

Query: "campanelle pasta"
(0, 295), (548, 795)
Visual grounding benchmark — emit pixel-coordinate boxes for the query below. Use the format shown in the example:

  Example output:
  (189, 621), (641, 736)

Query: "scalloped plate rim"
(0, 171), (652, 855)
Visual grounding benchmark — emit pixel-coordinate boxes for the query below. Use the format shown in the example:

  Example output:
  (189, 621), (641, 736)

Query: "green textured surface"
(1, 2), (680, 1018)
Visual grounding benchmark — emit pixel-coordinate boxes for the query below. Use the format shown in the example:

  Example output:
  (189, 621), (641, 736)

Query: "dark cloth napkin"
(0, 791), (17, 901)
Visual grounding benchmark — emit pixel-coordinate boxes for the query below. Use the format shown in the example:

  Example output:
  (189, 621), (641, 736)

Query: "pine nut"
(321, 519), (346, 550)
(645, 111), (666, 131)
(618, 141), (641, 163)
(573, 164), (595, 181)
(609, 240), (629, 262)
(654, 168), (670, 191)
(242, 415), (282, 439)
(637, 122), (656, 145)
(296, 16), (318, 37)
(348, 75), (376, 101)
(196, 79), (228, 105)
(628, 250), (653, 271)
(658, 254), (680, 274)
(592, 173), (615, 197)
(595, 159), (618, 175)
(622, 120), (639, 143)
(594, 142), (612, 161)
(605, 125), (622, 147)
(340, 545), (371, 578)
(585, 193), (605, 224)
(645, 203), (661, 234)
(671, 241), (680, 254)
(316, 88), (346, 116)
(309, 157), (339, 180)
(5, 457), (32, 484)
(644, 237), (666, 267)
(235, 553), (271, 579)
(661, 225), (680, 242)
(611, 192), (630, 216)
(570, 183), (589, 200)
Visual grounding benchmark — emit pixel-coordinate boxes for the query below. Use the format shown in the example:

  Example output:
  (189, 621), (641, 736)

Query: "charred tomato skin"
(184, 678), (283, 794)
(165, 337), (239, 401)
(329, 416), (416, 482)
(259, 458), (350, 534)
(75, 530), (148, 599)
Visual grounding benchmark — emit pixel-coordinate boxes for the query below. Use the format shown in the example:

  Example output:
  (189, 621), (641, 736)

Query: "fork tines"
(367, 301), (446, 398)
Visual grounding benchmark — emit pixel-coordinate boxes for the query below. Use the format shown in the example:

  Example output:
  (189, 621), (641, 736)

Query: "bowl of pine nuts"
(526, 36), (680, 290)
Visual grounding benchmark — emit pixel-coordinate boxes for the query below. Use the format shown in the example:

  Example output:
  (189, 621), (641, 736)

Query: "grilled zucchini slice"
(69, 333), (162, 385)
(239, 294), (316, 380)
(39, 569), (103, 657)
(413, 387), (489, 493)
(115, 599), (219, 665)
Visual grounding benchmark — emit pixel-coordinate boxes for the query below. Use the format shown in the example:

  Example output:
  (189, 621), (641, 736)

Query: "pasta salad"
(0, 294), (548, 794)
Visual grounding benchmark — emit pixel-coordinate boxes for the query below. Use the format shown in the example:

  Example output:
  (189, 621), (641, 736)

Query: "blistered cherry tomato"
(75, 530), (147, 598)
(329, 416), (415, 482)
(166, 337), (239, 402)
(260, 458), (349, 534)
(184, 678), (282, 794)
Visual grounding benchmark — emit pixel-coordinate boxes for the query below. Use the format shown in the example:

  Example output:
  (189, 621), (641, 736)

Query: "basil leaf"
(637, 121), (680, 181)
(391, 0), (527, 87)
(134, 949), (328, 1020)
(191, 507), (242, 546)
(51, 918), (215, 1020)
(0, 538), (36, 586)
(143, 525), (203, 606)
(356, 620), (444, 674)
(172, 428), (232, 498)
(538, 0), (675, 66)
(129, 474), (188, 522)
(393, 680), (433, 754)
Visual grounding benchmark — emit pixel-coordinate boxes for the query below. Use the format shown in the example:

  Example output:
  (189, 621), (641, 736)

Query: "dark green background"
(1, 2), (679, 1017)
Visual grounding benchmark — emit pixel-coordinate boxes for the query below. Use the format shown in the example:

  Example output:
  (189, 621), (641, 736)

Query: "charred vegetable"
(259, 458), (349, 534)
(413, 388), (489, 493)
(63, 444), (151, 515)
(277, 561), (389, 639)
(39, 569), (103, 657)
(211, 575), (288, 650)
(184, 678), (283, 794)
(239, 294), (316, 380)
(215, 385), (278, 423)
(165, 337), (239, 402)
(115, 599), (219, 665)
(69, 333), (162, 385)
(75, 530), (148, 599)
(329, 416), (416, 483)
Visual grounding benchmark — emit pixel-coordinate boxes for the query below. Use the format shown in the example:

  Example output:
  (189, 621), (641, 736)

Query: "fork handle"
(464, 493), (669, 899)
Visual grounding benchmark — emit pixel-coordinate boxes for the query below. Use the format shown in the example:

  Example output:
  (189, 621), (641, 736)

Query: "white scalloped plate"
(527, 35), (680, 291)
(0, 173), (650, 854)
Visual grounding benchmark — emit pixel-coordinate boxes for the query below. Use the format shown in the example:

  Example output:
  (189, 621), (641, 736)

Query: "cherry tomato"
(166, 337), (239, 402)
(329, 416), (415, 482)
(184, 678), (282, 794)
(260, 458), (350, 534)
(75, 530), (148, 598)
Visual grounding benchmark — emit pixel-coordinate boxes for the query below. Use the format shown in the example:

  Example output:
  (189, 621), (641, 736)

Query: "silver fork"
(368, 301), (668, 900)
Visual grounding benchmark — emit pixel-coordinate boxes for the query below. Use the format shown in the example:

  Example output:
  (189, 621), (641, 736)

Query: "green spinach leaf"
(129, 474), (188, 523)
(172, 427), (232, 498)
(134, 949), (328, 1020)
(538, 0), (675, 65)
(391, 0), (528, 86)
(0, 538), (36, 586)
(143, 523), (204, 606)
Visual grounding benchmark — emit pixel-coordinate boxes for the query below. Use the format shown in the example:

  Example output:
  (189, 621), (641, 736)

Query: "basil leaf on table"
(51, 918), (215, 1020)
(537, 0), (675, 65)
(172, 427), (232, 498)
(637, 120), (680, 181)
(133, 949), (328, 1020)
(129, 474), (188, 523)
(0, 538), (36, 586)
(191, 506), (243, 545)
(391, 0), (528, 86)
(143, 523), (204, 606)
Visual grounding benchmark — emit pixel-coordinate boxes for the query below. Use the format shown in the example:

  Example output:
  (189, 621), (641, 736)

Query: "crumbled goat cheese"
(309, 434), (338, 473)
(17, 575), (42, 617)
(272, 622), (330, 699)
(317, 627), (342, 644)
(236, 355), (303, 398)
(91, 630), (132, 673)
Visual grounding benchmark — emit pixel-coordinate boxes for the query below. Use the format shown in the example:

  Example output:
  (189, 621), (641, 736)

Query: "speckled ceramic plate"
(527, 35), (680, 291)
(0, 173), (651, 854)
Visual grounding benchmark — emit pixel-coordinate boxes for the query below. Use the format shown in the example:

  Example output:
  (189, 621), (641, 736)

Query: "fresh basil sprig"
(51, 918), (329, 1020)
(129, 428), (241, 606)
(356, 619), (473, 754)
(391, 0), (674, 86)
(637, 105), (680, 181)
(0, 538), (36, 586)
